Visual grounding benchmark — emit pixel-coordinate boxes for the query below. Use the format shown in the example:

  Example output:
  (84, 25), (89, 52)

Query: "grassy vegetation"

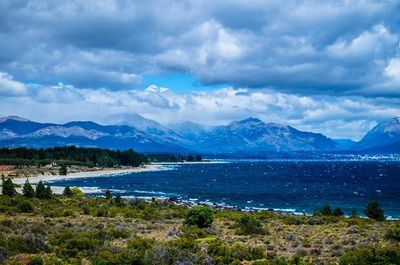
(0, 189), (399, 265)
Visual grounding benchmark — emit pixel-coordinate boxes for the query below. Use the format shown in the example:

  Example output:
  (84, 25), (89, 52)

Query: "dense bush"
(208, 240), (265, 264)
(314, 204), (344, 217)
(339, 247), (400, 265)
(113, 194), (125, 207)
(18, 200), (33, 213)
(253, 256), (307, 265)
(236, 215), (267, 235)
(28, 256), (44, 265)
(386, 223), (400, 241)
(6, 234), (47, 254)
(185, 206), (214, 228)
(364, 201), (385, 221)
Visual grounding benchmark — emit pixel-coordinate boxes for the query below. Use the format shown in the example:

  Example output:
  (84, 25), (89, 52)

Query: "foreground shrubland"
(0, 193), (399, 265)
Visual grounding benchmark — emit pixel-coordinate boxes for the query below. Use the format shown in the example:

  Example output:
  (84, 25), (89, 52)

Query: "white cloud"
(385, 57), (400, 83)
(0, 1), (399, 95)
(0, 72), (28, 96)
(2, 75), (399, 140)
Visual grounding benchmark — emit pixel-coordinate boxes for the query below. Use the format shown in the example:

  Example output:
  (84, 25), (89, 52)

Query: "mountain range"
(0, 115), (399, 154)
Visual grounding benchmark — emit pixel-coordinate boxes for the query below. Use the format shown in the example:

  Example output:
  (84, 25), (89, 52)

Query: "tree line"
(0, 146), (147, 167)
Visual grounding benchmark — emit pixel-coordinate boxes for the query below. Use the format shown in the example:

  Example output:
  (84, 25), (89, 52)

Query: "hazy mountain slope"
(334, 139), (357, 150)
(355, 117), (400, 150)
(106, 113), (192, 147)
(169, 121), (215, 140)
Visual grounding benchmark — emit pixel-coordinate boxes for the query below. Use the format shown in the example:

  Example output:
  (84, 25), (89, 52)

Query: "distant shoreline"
(11, 164), (165, 194)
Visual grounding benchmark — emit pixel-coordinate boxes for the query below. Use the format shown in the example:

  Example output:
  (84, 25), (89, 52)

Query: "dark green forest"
(0, 146), (147, 167)
(0, 146), (202, 168)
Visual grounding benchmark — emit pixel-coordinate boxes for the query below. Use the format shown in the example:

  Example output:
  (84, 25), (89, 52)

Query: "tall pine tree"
(23, 180), (35, 197)
(35, 181), (47, 199)
(2, 178), (16, 196)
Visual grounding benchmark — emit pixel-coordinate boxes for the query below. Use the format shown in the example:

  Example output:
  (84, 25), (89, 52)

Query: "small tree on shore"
(59, 163), (68, 175)
(63, 186), (73, 197)
(23, 180), (35, 198)
(44, 186), (53, 199)
(113, 194), (124, 207)
(364, 201), (385, 221)
(35, 181), (47, 199)
(2, 178), (16, 196)
(105, 189), (112, 199)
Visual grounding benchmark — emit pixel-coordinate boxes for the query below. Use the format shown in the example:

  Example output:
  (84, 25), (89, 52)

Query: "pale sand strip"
(10, 164), (165, 194)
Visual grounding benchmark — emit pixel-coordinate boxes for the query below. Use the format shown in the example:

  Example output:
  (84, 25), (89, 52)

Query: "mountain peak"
(236, 117), (264, 124)
(0, 116), (30, 123)
(356, 117), (400, 151)
(389, 117), (400, 124)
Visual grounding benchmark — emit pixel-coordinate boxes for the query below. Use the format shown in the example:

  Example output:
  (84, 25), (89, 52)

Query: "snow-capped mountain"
(106, 113), (193, 147)
(169, 121), (215, 140)
(355, 117), (400, 151)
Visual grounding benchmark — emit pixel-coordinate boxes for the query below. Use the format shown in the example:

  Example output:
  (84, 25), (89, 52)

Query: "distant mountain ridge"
(355, 117), (400, 152)
(194, 118), (338, 153)
(0, 116), (190, 153)
(1, 115), (400, 154)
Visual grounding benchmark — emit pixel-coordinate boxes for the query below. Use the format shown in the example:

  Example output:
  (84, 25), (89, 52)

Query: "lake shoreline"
(11, 163), (165, 186)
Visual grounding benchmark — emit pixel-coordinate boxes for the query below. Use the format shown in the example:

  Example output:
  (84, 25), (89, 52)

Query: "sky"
(0, 0), (399, 140)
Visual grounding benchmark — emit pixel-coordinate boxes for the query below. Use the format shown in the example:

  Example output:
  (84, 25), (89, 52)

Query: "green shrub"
(113, 194), (125, 207)
(208, 240), (265, 264)
(96, 207), (108, 217)
(185, 206), (214, 228)
(71, 187), (83, 198)
(18, 200), (34, 213)
(29, 256), (44, 265)
(340, 247), (400, 265)
(7, 234), (47, 254)
(127, 237), (154, 251)
(62, 236), (101, 257)
(364, 201), (385, 221)
(236, 215), (267, 235)
(107, 228), (130, 239)
(253, 256), (306, 265)
(181, 224), (212, 239)
(126, 237), (155, 264)
(333, 207), (344, 217)
(386, 223), (400, 241)
(314, 204), (344, 217)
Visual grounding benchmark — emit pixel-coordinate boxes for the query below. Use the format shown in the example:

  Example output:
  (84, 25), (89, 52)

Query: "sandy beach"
(11, 164), (165, 194)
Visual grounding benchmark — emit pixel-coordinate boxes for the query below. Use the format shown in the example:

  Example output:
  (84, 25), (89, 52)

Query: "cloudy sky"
(0, 0), (399, 140)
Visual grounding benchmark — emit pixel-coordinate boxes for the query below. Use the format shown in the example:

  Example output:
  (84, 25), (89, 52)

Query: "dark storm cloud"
(0, 0), (399, 95)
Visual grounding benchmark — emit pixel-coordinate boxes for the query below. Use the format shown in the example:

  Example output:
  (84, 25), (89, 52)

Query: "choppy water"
(49, 160), (400, 218)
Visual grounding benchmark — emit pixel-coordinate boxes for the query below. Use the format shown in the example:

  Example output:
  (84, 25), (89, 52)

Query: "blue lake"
(48, 160), (400, 218)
